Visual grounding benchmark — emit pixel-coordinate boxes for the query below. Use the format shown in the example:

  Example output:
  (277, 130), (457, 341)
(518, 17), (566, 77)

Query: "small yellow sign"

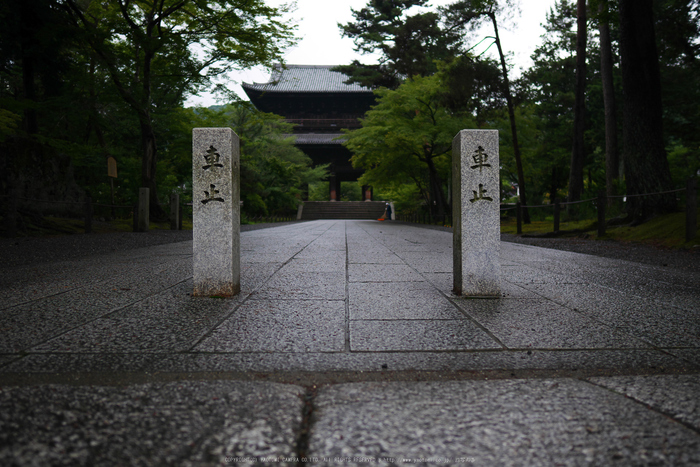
(107, 157), (117, 178)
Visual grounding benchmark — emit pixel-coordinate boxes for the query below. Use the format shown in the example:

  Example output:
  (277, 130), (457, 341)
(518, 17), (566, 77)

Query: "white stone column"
(192, 128), (240, 297)
(452, 130), (500, 297)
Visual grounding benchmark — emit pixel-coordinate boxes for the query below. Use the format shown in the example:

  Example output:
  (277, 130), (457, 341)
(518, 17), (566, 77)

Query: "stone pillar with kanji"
(452, 130), (501, 297)
(192, 128), (240, 297)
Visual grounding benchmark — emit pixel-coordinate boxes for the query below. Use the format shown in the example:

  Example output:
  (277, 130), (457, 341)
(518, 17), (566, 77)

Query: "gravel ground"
(391, 221), (700, 273)
(501, 232), (700, 272)
(1, 220), (697, 273)
(0, 222), (303, 268)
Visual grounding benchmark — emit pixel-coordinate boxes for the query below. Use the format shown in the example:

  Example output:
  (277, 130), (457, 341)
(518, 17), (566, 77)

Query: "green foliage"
(344, 73), (474, 217)
(341, 182), (363, 201)
(201, 102), (327, 217)
(308, 182), (329, 201)
(667, 144), (700, 187)
(0, 108), (20, 142)
(336, 0), (464, 87)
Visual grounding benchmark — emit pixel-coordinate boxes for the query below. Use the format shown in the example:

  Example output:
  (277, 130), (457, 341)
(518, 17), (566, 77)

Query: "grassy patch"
(1, 214), (192, 237)
(605, 210), (700, 249)
(501, 208), (700, 249)
(500, 217), (594, 235)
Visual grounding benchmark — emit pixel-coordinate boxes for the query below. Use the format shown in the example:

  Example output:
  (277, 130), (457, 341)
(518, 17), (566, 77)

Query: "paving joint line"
(187, 220), (338, 351)
(355, 222), (508, 350)
(16, 276), (193, 355)
(344, 222), (351, 353)
(582, 377), (700, 436)
(517, 279), (675, 352)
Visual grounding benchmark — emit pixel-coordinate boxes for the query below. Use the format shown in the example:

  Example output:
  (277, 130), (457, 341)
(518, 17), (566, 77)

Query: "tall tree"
(336, 0), (464, 88)
(568, 0), (587, 204)
(597, 0), (619, 200)
(521, 0), (577, 204)
(618, 0), (675, 218)
(344, 74), (474, 221)
(63, 0), (295, 218)
(445, 0), (530, 222)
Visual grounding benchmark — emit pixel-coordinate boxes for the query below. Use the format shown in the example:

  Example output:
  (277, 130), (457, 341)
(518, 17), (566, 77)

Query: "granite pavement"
(1, 220), (698, 466)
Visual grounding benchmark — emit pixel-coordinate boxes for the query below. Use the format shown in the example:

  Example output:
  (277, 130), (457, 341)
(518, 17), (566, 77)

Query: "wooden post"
(170, 193), (179, 230)
(137, 188), (149, 232)
(597, 191), (606, 237)
(516, 201), (522, 234)
(7, 188), (17, 238)
(553, 198), (561, 233)
(687, 177), (698, 242)
(109, 178), (115, 219)
(84, 195), (93, 234)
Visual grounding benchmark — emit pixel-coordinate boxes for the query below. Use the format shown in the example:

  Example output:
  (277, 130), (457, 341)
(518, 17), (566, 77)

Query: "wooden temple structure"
(242, 65), (376, 201)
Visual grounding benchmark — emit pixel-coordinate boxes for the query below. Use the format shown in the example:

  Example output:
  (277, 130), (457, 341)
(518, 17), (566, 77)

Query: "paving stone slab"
(239, 262), (283, 294)
(454, 298), (652, 350)
(526, 282), (700, 348)
(249, 272), (345, 300)
(422, 272), (541, 299)
(196, 299), (346, 352)
(666, 349), (700, 367)
(397, 252), (452, 273)
(0, 256), (190, 311)
(347, 250), (403, 265)
(500, 265), (582, 285)
(348, 264), (424, 283)
(350, 320), (501, 351)
(349, 282), (463, 320)
(241, 252), (302, 264)
(30, 282), (239, 353)
(0, 353), (163, 373)
(278, 258), (346, 274)
(0, 381), (304, 466)
(308, 379), (700, 466)
(292, 250), (347, 261)
(0, 355), (20, 369)
(587, 374), (700, 432)
(5, 348), (692, 375)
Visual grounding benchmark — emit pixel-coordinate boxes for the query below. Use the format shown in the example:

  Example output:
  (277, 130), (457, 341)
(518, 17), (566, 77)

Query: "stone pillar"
(137, 188), (149, 232)
(192, 128), (240, 297)
(170, 193), (180, 230)
(452, 130), (500, 297)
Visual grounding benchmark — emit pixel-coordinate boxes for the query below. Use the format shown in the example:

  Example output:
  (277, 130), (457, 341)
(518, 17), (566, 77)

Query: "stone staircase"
(300, 201), (388, 220)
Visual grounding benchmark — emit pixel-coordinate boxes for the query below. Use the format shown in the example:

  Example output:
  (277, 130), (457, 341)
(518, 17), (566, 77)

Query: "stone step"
(301, 201), (388, 220)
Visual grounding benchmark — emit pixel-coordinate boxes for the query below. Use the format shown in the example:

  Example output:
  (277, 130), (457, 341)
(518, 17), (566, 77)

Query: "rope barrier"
(92, 202), (133, 209)
(608, 188), (685, 199)
(557, 197), (597, 206)
(15, 197), (83, 206)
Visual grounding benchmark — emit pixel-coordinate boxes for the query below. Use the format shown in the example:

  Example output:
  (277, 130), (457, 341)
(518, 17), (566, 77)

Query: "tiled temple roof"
(242, 65), (371, 93)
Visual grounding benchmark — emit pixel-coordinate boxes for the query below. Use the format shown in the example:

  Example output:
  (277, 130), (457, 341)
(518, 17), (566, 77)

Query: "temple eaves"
(241, 64), (373, 94)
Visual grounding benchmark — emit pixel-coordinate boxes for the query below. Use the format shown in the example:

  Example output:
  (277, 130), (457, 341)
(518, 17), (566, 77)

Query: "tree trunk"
(139, 116), (164, 219)
(425, 155), (448, 222)
(568, 0), (587, 205)
(19, 0), (38, 135)
(489, 13), (529, 223)
(618, 0), (675, 219)
(598, 0), (619, 201)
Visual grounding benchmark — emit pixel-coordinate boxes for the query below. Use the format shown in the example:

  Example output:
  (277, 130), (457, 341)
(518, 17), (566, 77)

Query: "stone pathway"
(1, 220), (699, 465)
